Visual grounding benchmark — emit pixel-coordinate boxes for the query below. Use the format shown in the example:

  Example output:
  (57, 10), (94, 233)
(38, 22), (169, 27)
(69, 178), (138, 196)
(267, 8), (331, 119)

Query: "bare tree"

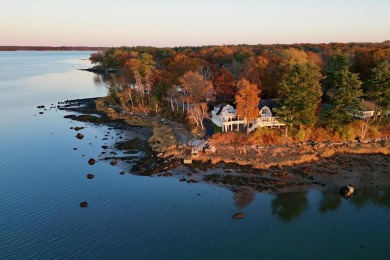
(197, 66), (212, 81)
(360, 117), (373, 140)
(187, 102), (209, 129)
(164, 85), (177, 111)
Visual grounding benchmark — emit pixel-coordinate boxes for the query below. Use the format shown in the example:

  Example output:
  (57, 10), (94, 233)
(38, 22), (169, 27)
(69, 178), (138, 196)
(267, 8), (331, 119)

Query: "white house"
(347, 100), (390, 119)
(248, 99), (285, 133)
(211, 100), (285, 133)
(211, 103), (245, 132)
(326, 89), (389, 119)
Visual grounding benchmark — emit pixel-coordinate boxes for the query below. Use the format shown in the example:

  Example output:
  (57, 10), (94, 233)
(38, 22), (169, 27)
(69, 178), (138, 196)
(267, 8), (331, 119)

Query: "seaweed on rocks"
(131, 154), (182, 176)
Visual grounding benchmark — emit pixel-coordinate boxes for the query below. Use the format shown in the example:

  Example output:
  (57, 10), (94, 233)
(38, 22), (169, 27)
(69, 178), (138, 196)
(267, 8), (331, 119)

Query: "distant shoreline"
(0, 46), (107, 51)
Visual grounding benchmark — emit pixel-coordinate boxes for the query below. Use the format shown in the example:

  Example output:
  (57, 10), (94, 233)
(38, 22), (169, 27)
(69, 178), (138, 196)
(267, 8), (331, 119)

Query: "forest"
(89, 42), (390, 145)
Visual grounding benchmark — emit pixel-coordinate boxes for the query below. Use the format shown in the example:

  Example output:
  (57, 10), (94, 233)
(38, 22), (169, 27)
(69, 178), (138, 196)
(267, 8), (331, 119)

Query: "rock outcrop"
(340, 185), (354, 198)
(80, 201), (88, 207)
(88, 158), (96, 165)
(233, 213), (245, 219)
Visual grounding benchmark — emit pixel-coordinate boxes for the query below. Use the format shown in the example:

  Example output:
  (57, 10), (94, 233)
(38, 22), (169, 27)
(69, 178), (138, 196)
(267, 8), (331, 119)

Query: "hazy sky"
(1, 0), (389, 47)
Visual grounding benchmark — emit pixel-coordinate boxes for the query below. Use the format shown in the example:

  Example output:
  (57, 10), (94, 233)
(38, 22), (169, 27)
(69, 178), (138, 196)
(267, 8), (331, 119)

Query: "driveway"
(201, 118), (215, 140)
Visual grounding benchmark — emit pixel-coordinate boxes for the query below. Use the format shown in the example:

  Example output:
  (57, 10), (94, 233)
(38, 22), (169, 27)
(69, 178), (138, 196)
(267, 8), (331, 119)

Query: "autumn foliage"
(91, 42), (390, 141)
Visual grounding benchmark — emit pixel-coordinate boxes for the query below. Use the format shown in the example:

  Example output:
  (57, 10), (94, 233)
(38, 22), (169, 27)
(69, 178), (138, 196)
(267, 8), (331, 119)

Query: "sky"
(0, 0), (389, 47)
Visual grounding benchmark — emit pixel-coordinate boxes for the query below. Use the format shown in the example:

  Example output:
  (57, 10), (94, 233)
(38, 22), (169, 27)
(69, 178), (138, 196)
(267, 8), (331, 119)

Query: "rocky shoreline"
(57, 97), (390, 194)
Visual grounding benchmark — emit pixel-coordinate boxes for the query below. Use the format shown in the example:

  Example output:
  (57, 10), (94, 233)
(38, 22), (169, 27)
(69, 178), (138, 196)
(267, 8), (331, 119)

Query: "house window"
(261, 108), (267, 115)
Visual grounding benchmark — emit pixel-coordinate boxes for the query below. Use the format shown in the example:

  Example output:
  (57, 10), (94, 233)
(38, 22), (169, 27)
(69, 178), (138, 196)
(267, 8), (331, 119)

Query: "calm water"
(1, 51), (390, 259)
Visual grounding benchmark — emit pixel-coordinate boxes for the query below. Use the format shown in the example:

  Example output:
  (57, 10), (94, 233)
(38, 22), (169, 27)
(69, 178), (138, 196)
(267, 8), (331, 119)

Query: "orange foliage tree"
(211, 68), (236, 102)
(180, 71), (214, 105)
(235, 79), (261, 132)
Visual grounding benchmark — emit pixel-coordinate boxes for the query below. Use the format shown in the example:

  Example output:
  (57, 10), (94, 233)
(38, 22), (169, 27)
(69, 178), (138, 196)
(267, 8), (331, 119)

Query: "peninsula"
(61, 42), (390, 193)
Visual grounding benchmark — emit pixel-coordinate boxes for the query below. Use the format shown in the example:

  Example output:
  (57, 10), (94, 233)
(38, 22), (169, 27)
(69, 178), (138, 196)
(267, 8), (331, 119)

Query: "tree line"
(90, 42), (390, 140)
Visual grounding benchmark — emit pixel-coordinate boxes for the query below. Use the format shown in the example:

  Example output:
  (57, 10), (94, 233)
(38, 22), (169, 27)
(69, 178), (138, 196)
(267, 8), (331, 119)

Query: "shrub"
(310, 127), (330, 142)
(331, 131), (341, 142)
(294, 128), (307, 142)
(249, 128), (283, 146)
(378, 117), (390, 137)
(338, 124), (356, 141)
(210, 132), (250, 146)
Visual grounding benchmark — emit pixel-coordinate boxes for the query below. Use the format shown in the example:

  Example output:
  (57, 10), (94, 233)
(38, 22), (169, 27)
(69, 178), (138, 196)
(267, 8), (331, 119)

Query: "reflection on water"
(267, 187), (390, 223)
(92, 73), (111, 86)
(271, 192), (309, 222)
(350, 187), (390, 209)
(319, 190), (342, 213)
(233, 189), (255, 208)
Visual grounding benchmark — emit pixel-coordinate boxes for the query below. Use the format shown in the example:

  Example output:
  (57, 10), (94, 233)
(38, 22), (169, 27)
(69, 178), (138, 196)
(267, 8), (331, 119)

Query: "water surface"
(1, 51), (389, 259)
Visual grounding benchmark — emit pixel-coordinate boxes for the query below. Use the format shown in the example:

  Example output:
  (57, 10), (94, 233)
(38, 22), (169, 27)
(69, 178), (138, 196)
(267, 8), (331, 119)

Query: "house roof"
(259, 99), (277, 110)
(326, 89), (376, 111)
(361, 100), (376, 111)
(214, 103), (229, 115)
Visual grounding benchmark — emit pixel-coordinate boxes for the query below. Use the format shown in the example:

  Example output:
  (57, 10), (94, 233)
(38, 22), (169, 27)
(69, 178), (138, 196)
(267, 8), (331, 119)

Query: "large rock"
(88, 158), (96, 165)
(80, 201), (88, 207)
(110, 160), (117, 166)
(76, 133), (84, 139)
(87, 174), (95, 179)
(340, 185), (354, 198)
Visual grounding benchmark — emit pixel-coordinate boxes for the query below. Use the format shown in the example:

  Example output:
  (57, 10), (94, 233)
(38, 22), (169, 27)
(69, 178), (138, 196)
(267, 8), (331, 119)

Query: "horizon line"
(1, 40), (389, 49)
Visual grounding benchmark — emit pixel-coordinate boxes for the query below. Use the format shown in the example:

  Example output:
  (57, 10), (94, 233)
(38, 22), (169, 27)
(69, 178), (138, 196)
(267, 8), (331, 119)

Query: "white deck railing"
(247, 117), (285, 133)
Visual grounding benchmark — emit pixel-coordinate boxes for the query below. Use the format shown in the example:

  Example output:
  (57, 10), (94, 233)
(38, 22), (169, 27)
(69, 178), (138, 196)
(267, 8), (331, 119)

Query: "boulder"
(88, 158), (96, 165)
(80, 201), (88, 207)
(119, 171), (125, 175)
(110, 160), (117, 166)
(87, 174), (95, 179)
(340, 185), (354, 198)
(233, 213), (245, 219)
(76, 133), (84, 139)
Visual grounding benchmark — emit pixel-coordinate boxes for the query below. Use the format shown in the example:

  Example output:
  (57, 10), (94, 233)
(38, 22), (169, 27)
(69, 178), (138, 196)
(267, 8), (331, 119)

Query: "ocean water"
(1, 51), (389, 259)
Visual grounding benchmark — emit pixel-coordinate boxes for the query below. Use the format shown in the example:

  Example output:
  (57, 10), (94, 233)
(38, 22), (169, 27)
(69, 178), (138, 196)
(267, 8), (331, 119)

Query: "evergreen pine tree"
(325, 56), (363, 130)
(367, 61), (390, 119)
(276, 63), (323, 129)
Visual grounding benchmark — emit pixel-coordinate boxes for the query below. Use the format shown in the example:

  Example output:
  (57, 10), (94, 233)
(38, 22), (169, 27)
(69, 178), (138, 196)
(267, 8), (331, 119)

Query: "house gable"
(259, 106), (272, 117)
(213, 103), (235, 116)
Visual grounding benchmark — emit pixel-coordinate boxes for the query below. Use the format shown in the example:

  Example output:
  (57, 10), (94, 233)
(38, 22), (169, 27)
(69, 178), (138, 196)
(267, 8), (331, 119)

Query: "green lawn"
(207, 118), (222, 133)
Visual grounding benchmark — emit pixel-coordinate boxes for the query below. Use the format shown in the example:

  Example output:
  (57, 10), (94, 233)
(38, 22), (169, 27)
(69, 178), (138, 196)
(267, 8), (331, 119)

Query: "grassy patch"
(208, 118), (222, 133)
